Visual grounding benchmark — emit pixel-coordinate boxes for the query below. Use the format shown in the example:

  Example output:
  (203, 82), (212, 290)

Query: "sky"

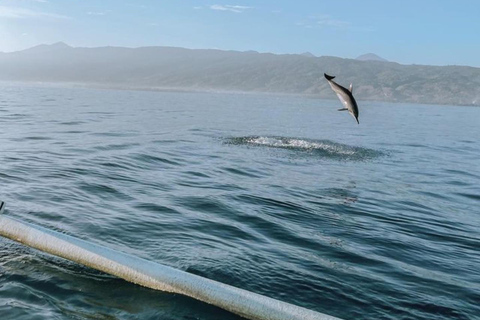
(0, 0), (479, 67)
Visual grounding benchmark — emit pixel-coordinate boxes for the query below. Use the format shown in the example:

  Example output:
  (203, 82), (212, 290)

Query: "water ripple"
(0, 88), (479, 320)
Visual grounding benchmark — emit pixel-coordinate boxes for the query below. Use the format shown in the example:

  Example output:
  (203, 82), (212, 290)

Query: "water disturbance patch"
(226, 136), (384, 161)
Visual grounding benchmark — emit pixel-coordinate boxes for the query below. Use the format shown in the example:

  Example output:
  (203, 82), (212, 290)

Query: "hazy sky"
(1, 0), (479, 67)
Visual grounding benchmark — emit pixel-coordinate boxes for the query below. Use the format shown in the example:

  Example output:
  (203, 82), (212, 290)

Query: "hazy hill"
(356, 53), (388, 62)
(301, 52), (316, 58)
(1, 43), (479, 106)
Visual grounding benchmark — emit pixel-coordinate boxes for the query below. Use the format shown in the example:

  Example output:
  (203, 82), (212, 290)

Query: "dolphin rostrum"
(324, 73), (359, 124)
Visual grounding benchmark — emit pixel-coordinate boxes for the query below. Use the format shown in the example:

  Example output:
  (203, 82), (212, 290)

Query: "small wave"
(226, 136), (383, 161)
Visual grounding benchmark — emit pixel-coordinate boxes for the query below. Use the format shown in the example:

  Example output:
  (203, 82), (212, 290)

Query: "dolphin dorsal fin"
(349, 83), (353, 93)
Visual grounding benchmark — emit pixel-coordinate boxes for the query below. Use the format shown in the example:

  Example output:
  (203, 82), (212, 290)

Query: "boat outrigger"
(0, 201), (341, 320)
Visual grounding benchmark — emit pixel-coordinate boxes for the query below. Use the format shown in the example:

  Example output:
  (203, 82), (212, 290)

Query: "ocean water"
(0, 84), (479, 320)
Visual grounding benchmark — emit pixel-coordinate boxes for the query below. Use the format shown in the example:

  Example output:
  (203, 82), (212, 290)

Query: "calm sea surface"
(0, 84), (479, 320)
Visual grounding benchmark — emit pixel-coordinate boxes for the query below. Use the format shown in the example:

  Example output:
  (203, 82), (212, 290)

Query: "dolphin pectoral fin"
(337, 108), (348, 111)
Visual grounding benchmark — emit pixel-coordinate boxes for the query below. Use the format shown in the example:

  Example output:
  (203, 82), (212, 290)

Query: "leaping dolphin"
(324, 73), (359, 124)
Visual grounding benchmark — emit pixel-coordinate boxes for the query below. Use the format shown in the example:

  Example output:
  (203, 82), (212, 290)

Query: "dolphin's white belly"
(336, 93), (349, 108)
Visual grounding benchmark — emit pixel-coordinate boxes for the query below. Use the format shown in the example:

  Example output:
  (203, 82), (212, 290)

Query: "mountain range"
(0, 42), (479, 106)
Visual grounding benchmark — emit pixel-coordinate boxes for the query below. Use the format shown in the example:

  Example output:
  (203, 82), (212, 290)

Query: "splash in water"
(226, 136), (384, 161)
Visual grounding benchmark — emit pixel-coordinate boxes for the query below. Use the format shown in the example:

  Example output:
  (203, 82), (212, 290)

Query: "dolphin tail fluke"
(324, 73), (335, 81)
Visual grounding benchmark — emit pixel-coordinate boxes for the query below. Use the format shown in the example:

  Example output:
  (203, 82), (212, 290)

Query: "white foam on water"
(246, 137), (356, 156)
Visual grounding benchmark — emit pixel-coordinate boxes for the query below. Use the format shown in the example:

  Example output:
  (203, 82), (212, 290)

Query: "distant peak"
(21, 42), (72, 54)
(50, 42), (71, 48)
(300, 52), (316, 57)
(356, 53), (388, 62)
